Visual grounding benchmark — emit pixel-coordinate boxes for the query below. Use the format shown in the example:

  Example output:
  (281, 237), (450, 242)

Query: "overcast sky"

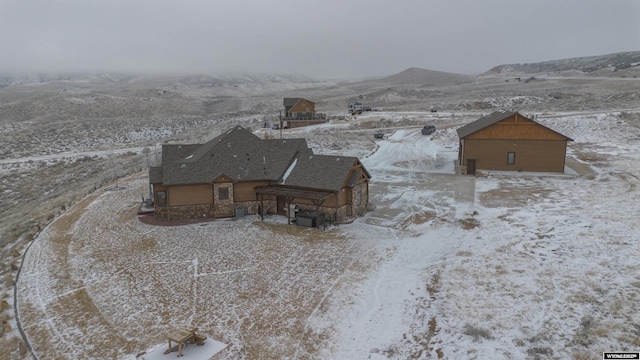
(1, 0), (638, 78)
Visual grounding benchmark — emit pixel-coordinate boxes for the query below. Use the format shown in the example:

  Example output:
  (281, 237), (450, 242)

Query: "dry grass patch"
(458, 217), (480, 230)
(463, 324), (493, 341)
(456, 250), (473, 257)
(18, 180), (380, 358)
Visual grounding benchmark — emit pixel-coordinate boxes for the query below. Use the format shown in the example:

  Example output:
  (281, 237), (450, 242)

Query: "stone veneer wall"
(234, 200), (277, 215)
(213, 183), (234, 217)
(155, 200), (279, 220)
(154, 199), (361, 222)
(155, 204), (213, 220)
(351, 182), (368, 216)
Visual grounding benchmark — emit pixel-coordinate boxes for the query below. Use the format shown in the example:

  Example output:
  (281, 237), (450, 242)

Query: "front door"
(467, 159), (476, 175)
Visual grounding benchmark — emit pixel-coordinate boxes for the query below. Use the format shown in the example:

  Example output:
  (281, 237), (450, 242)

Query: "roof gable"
(284, 98), (315, 109)
(284, 97), (302, 107)
(457, 109), (573, 141)
(283, 155), (369, 192)
(457, 109), (514, 139)
(289, 98), (315, 113)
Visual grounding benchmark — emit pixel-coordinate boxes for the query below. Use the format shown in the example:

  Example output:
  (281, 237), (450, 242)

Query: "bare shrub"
(526, 346), (553, 357)
(463, 324), (493, 341)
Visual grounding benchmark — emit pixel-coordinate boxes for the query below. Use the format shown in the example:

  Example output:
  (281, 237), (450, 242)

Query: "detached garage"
(457, 109), (573, 174)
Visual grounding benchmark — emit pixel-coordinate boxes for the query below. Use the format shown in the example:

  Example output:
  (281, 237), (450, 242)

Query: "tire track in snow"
(293, 242), (377, 359)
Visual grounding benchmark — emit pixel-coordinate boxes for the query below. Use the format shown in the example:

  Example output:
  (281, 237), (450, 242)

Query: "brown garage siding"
(464, 139), (567, 172)
(468, 121), (570, 141)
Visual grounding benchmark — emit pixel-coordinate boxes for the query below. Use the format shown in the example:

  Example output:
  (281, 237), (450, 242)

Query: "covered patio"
(255, 185), (336, 224)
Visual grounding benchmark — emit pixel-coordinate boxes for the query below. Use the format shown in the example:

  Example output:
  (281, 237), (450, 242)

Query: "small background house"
(149, 126), (370, 224)
(457, 109), (573, 174)
(282, 98), (327, 128)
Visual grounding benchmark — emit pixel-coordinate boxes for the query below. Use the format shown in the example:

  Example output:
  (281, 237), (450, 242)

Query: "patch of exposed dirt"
(458, 217), (480, 230)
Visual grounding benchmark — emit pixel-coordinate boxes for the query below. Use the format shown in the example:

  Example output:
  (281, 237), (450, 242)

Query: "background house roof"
(283, 98), (303, 107)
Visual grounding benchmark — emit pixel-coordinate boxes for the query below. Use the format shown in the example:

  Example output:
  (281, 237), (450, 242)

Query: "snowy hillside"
(484, 51), (640, 75)
(11, 110), (640, 359)
(2, 52), (640, 359)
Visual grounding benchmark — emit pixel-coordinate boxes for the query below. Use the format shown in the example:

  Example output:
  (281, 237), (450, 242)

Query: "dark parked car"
(421, 125), (436, 135)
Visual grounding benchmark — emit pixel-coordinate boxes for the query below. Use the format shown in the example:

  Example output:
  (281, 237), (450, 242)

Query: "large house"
(457, 109), (573, 174)
(149, 126), (370, 223)
(282, 98), (326, 128)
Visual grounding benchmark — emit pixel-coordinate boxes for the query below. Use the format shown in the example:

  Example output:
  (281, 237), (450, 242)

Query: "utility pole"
(279, 110), (283, 139)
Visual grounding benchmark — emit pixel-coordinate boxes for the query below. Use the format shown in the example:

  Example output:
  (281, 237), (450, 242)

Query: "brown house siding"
(289, 99), (315, 114)
(234, 181), (267, 202)
(462, 139), (567, 172)
(168, 184), (213, 206)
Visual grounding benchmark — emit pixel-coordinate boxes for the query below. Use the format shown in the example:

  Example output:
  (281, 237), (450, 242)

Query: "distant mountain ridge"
(0, 72), (320, 88)
(359, 67), (474, 87)
(485, 51), (640, 75)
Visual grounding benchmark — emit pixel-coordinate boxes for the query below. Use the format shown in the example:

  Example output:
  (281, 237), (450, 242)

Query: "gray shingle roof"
(155, 126), (310, 185)
(149, 166), (163, 183)
(152, 126), (371, 190)
(282, 154), (361, 192)
(283, 98), (302, 107)
(161, 144), (201, 165)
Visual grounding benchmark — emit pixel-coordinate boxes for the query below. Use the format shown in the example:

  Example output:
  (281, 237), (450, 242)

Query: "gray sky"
(1, 0), (638, 78)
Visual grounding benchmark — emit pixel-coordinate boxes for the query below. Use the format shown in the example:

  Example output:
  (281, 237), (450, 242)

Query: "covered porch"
(255, 185), (337, 225)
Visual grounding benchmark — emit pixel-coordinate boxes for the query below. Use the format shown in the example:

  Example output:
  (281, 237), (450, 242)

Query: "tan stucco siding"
(168, 184), (213, 206)
(463, 139), (567, 172)
(233, 181), (267, 202)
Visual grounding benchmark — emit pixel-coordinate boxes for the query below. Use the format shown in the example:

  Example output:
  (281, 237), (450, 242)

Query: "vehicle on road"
(421, 125), (436, 135)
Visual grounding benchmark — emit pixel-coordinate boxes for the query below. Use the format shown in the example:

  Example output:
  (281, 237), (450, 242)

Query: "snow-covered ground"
(14, 111), (640, 359)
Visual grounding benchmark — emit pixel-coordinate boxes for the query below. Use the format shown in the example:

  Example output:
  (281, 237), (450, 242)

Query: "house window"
(156, 191), (167, 207)
(507, 152), (516, 165)
(219, 187), (229, 200)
